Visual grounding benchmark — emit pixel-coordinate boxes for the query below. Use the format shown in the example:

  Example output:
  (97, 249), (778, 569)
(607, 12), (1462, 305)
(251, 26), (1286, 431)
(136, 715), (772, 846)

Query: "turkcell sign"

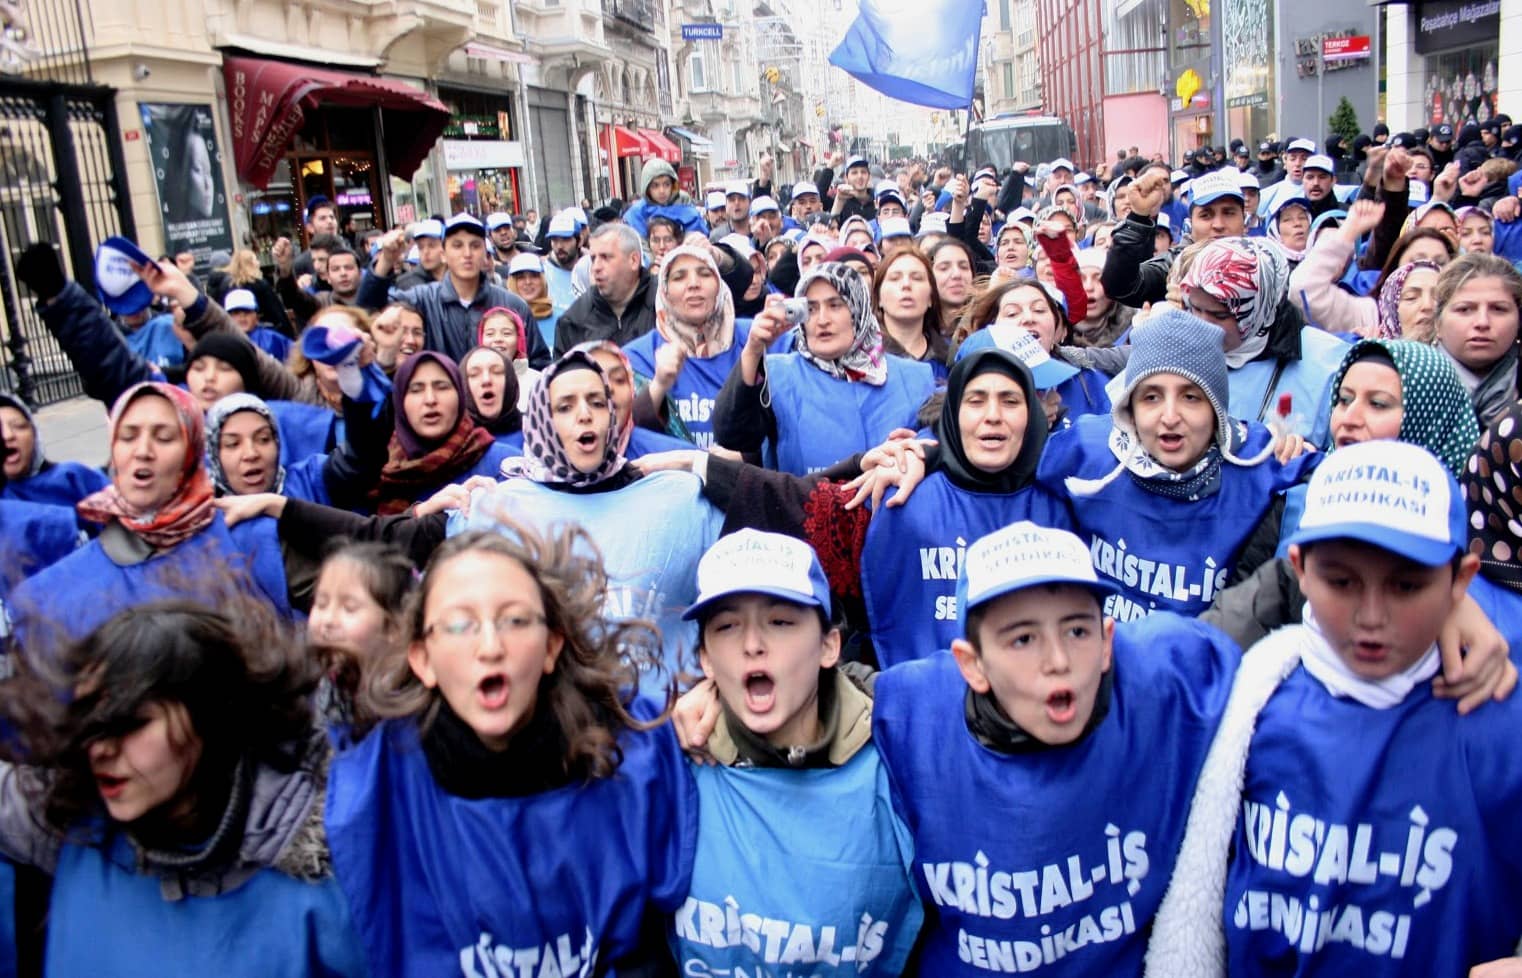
(682, 23), (723, 40)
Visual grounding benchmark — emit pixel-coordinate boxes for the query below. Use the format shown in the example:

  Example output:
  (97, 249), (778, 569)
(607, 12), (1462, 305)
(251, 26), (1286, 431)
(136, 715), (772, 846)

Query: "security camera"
(133, 63), (150, 81)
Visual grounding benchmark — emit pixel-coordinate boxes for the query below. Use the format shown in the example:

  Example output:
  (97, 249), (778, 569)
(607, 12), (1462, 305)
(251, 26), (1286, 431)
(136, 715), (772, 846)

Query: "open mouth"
(744, 671), (776, 713)
(240, 467), (265, 486)
(477, 389), (497, 405)
(1156, 433), (1185, 453)
(478, 674), (509, 710)
(1353, 641), (1388, 664)
(420, 411), (444, 428)
(95, 773), (127, 799)
(1046, 689), (1077, 724)
(576, 431), (599, 452)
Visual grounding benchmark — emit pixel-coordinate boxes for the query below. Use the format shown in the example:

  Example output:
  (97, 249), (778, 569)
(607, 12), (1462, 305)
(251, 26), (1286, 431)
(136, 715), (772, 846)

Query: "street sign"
(1321, 35), (1371, 61)
(682, 23), (723, 40)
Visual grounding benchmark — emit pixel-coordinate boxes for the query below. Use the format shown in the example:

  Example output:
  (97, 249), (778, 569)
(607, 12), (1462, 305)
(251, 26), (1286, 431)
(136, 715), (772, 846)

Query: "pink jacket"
(1286, 234), (1378, 337)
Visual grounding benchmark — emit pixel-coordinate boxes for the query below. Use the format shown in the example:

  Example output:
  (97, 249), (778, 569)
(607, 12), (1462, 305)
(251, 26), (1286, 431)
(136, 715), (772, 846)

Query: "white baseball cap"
(1303, 154), (1335, 174)
(791, 181), (820, 199)
(718, 233), (758, 260)
(1009, 207), (1037, 224)
(546, 213), (579, 238)
(1288, 441), (1465, 566)
(508, 253), (544, 275)
(1074, 172), (1094, 186)
(917, 212), (950, 237)
(725, 180), (751, 199)
(485, 211), (514, 231)
(957, 522), (1117, 624)
(223, 288), (258, 313)
(1286, 137), (1317, 155)
(706, 191), (727, 210)
(878, 216), (912, 239)
(444, 212), (486, 238)
(751, 195), (781, 215)
(683, 529), (832, 621)
(1189, 171), (1245, 207)
(409, 219), (444, 240)
(1236, 171), (1261, 190)
(953, 322), (1079, 389)
(1170, 169), (1190, 185)
(1051, 157), (1075, 172)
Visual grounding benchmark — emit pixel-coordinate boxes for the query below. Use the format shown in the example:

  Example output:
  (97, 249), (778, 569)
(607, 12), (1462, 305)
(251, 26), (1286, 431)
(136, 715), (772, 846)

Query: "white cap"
(1303, 154), (1335, 174)
(404, 244), (420, 264)
(683, 529), (831, 621)
(1408, 180), (1431, 204)
(874, 178), (899, 198)
(1288, 441), (1465, 566)
(751, 195), (780, 215)
(878, 216), (912, 239)
(1286, 137), (1317, 154)
(1051, 157), (1075, 172)
(1074, 172), (1094, 186)
(1156, 212), (1173, 230)
(706, 191), (727, 209)
(1009, 207), (1037, 223)
(1170, 169), (1190, 184)
(718, 232), (757, 260)
(791, 181), (820, 199)
(546, 213), (579, 238)
(485, 211), (513, 230)
(724, 180), (751, 199)
(917, 212), (950, 236)
(1189, 171), (1245, 207)
(957, 522), (1116, 623)
(1075, 247), (1107, 270)
(223, 288), (257, 313)
(1236, 171), (1261, 190)
(409, 219), (444, 240)
(508, 252), (544, 275)
(565, 206), (589, 227)
(444, 212), (486, 238)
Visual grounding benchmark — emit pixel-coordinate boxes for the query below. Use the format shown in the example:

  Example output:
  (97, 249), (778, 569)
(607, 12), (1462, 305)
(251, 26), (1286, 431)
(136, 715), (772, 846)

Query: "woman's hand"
(650, 336), (688, 404)
(741, 296), (790, 385)
(672, 678), (721, 764)
(415, 476), (496, 519)
(631, 450), (703, 475)
(1271, 432), (1310, 463)
(1340, 199), (1384, 244)
(844, 434), (932, 510)
(213, 492), (286, 527)
(1433, 593), (1517, 714)
(135, 259), (200, 307)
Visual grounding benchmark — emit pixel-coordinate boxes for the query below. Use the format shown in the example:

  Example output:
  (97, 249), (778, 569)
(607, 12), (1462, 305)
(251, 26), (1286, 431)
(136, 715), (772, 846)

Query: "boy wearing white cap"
(872, 520), (1240, 976)
(671, 529), (924, 977)
(223, 287), (292, 361)
(1148, 440), (1522, 977)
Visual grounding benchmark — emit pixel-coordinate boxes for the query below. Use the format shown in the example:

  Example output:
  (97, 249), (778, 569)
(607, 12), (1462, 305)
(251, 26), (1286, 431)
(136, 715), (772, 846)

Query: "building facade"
(1384, 0), (1522, 135)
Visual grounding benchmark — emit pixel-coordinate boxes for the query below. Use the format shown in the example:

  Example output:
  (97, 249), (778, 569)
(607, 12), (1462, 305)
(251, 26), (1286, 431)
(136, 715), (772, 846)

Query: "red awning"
(609, 125), (647, 158)
(223, 55), (450, 189)
(639, 128), (682, 163)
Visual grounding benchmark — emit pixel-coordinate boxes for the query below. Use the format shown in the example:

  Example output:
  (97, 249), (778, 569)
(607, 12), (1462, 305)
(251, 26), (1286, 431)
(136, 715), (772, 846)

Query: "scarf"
(1461, 402), (1522, 595)
(77, 383), (216, 550)
(421, 688), (580, 798)
(204, 393), (286, 495)
(792, 262), (888, 386)
(459, 346), (522, 437)
(1300, 602), (1441, 709)
(499, 351), (628, 488)
(1266, 199), (1310, 264)
(1373, 260), (1442, 340)
(1324, 339), (1480, 477)
(370, 352), (494, 516)
(1115, 425), (1228, 500)
(653, 245), (737, 357)
(508, 282), (553, 322)
(935, 350), (1049, 494)
(965, 668), (1114, 753)
(476, 306), (529, 361)
(1182, 236), (1289, 369)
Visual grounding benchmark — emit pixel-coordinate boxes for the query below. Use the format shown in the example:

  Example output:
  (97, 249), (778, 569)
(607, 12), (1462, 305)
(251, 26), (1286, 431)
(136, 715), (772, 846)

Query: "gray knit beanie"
(1114, 309), (1232, 449)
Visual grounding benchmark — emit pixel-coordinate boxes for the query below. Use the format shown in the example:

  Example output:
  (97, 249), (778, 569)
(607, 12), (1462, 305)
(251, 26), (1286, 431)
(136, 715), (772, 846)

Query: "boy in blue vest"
(871, 521), (1240, 976)
(1147, 440), (1522, 977)
(669, 529), (922, 976)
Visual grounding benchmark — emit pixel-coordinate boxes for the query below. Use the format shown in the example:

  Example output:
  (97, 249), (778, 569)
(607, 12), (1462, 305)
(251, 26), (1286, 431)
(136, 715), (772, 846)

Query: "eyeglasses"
(424, 613), (547, 648)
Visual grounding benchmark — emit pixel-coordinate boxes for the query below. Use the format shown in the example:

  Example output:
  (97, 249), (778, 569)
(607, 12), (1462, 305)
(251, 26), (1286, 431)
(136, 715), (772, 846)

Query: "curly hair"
(1, 586), (320, 836)
(358, 524), (674, 780)
(951, 278), (1069, 348)
(290, 304), (372, 378)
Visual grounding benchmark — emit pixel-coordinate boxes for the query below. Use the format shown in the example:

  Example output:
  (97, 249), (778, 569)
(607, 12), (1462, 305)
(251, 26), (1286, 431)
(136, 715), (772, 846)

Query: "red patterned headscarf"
(1181, 236), (1289, 368)
(78, 382), (215, 550)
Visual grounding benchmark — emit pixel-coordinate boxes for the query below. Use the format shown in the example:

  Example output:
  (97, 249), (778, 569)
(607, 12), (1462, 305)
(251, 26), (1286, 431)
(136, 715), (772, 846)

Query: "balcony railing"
(601, 0), (656, 31)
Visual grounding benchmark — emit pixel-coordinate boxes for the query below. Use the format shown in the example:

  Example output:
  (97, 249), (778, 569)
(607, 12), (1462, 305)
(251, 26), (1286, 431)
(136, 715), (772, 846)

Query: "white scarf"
(1299, 603), (1441, 709)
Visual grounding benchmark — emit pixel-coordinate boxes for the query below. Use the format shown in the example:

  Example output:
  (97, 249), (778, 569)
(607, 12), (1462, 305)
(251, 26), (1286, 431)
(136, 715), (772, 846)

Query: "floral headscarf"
(653, 245), (737, 357)
(500, 351), (627, 487)
(205, 393), (285, 496)
(1374, 260), (1443, 341)
(78, 383), (215, 549)
(1181, 236), (1289, 369)
(1463, 403), (1522, 594)
(1325, 339), (1479, 477)
(792, 262), (888, 386)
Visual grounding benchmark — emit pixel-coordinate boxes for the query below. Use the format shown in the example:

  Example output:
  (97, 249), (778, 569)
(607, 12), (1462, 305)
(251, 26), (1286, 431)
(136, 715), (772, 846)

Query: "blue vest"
(1465, 574), (1522, 661)
(0, 498), (83, 580)
(123, 315), (186, 368)
(456, 471), (724, 698)
(672, 746), (924, 976)
(10, 513), (290, 643)
(268, 401), (339, 467)
(1227, 329), (1347, 447)
(545, 263), (577, 321)
(1038, 416), (1317, 621)
(327, 706), (697, 978)
(1225, 662), (1522, 975)
(1054, 368), (1112, 421)
(873, 615), (1239, 977)
(2, 462), (108, 509)
(765, 353), (935, 475)
(627, 425), (693, 460)
(624, 319), (778, 449)
(861, 472), (1073, 667)
(249, 328), (293, 362)
(46, 835), (365, 977)
(533, 314), (559, 354)
(282, 455), (331, 506)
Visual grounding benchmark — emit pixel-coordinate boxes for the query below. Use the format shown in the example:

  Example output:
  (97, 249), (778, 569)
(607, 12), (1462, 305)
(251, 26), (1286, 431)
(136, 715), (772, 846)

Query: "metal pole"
(1317, 46), (1325, 142)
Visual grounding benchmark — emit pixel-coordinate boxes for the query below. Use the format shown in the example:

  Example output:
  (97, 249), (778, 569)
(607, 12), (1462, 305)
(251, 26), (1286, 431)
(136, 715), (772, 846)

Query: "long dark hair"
(1372, 227), (1457, 299)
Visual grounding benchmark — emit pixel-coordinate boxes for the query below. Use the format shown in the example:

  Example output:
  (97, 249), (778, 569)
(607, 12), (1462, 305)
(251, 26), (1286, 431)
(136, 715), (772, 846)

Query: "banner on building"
(828, 0), (982, 110)
(139, 103), (234, 258)
(1413, 0), (1500, 55)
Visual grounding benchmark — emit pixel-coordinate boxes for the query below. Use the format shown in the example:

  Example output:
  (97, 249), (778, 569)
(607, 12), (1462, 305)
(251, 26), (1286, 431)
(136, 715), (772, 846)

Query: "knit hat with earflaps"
(1065, 309), (1275, 497)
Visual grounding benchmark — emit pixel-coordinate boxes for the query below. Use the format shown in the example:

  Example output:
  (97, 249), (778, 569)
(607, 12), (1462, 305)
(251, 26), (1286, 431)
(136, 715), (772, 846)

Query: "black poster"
(1413, 0), (1501, 55)
(139, 102), (234, 258)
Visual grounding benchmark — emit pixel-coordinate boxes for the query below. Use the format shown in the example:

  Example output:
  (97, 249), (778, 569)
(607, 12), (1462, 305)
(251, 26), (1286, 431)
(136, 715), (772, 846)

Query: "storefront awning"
(609, 125), (647, 158)
(668, 126), (714, 155)
(639, 128), (682, 163)
(223, 55), (451, 189)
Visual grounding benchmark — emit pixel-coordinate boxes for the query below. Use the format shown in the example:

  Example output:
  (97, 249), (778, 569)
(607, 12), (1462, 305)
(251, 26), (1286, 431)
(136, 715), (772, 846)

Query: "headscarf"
(792, 262), (888, 386)
(1463, 403), (1522, 594)
(569, 339), (642, 455)
(459, 346), (522, 437)
(205, 393), (285, 495)
(653, 245), (737, 356)
(77, 383), (215, 549)
(936, 349), (1049, 494)
(477, 306), (528, 361)
(1180, 236), (1289, 369)
(1266, 197), (1312, 263)
(370, 351), (494, 516)
(186, 333), (261, 397)
(1324, 339), (1479, 477)
(500, 351), (627, 488)
(0, 392), (44, 477)
(1373, 260), (1442, 340)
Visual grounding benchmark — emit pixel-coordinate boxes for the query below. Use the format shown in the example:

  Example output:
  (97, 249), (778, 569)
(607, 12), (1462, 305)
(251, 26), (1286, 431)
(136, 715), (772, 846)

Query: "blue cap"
(683, 529), (832, 621)
(94, 237), (155, 316)
(1288, 441), (1465, 567)
(304, 195), (333, 221)
(956, 522), (1117, 628)
(485, 211), (514, 230)
(845, 155), (869, 172)
(953, 323), (1079, 389)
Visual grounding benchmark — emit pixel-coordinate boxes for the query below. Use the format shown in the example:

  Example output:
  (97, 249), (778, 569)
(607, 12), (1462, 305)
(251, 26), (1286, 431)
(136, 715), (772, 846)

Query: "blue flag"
(828, 0), (983, 110)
